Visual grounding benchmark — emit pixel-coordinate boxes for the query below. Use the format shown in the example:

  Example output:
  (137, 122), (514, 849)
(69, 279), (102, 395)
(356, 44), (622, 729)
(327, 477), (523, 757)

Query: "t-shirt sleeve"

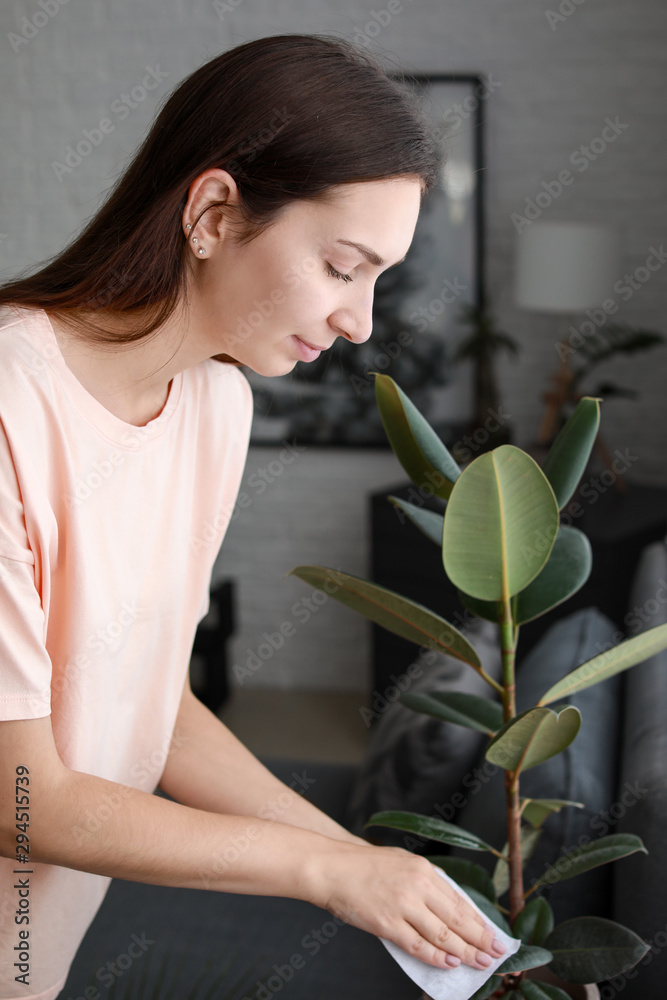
(0, 421), (52, 720)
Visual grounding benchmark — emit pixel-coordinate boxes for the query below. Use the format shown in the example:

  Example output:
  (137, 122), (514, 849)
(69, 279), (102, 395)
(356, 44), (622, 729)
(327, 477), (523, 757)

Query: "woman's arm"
(0, 713), (504, 972)
(157, 678), (367, 846)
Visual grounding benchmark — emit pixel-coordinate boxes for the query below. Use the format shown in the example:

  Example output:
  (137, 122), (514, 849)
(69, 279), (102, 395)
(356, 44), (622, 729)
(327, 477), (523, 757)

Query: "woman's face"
(189, 175), (423, 376)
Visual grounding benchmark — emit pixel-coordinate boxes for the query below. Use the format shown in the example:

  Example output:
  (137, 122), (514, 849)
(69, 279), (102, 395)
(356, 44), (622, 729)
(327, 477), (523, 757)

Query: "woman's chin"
(246, 358), (298, 378)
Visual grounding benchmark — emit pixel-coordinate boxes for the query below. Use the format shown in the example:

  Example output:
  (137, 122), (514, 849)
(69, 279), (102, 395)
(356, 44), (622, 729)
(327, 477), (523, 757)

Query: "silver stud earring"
(185, 223), (192, 230)
(198, 247), (205, 255)
(192, 237), (199, 243)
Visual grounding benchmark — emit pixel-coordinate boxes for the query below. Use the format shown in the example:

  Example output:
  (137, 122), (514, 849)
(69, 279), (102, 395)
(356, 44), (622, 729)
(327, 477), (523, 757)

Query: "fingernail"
(445, 956), (461, 968)
(491, 938), (507, 956)
(476, 951), (493, 968)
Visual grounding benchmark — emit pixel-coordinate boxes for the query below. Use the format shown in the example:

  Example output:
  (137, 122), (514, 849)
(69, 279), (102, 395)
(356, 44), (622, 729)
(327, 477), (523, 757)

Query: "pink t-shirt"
(0, 305), (253, 1000)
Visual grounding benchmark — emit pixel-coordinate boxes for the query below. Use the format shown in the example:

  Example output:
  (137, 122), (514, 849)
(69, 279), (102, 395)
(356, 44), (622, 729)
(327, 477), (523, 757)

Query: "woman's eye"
(325, 263), (353, 283)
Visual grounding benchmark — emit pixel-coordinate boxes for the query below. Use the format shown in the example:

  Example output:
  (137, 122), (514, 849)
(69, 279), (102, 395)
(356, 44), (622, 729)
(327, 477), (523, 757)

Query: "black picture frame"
(247, 73), (486, 447)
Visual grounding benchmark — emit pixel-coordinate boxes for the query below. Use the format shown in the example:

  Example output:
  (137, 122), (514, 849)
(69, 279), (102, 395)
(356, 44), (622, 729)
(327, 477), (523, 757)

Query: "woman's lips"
(292, 335), (323, 362)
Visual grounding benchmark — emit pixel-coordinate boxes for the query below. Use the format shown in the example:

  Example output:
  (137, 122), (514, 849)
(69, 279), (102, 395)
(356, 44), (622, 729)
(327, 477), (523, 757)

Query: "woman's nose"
(331, 291), (375, 345)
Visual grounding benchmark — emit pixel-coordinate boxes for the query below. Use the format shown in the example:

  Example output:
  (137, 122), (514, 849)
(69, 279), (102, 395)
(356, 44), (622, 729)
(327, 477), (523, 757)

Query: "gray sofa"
(61, 541), (667, 1000)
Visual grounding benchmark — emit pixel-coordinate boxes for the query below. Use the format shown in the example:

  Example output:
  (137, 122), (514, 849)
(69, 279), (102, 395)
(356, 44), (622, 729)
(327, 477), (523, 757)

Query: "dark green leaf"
(362, 811), (496, 852)
(520, 798), (584, 828)
(427, 856), (497, 902)
(541, 397), (601, 509)
(287, 566), (482, 670)
(513, 898), (555, 947)
(539, 623), (667, 704)
(545, 916), (650, 983)
(485, 706), (581, 773)
(375, 374), (461, 500)
(496, 944), (553, 975)
(468, 975), (503, 1000)
(465, 888), (512, 935)
(519, 980), (571, 1000)
(534, 834), (647, 887)
(387, 495), (445, 546)
(514, 526), (592, 624)
(400, 691), (504, 735)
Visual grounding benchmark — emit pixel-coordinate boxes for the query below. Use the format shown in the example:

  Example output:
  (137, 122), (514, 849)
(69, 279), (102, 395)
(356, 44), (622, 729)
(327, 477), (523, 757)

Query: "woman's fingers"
(428, 874), (507, 965)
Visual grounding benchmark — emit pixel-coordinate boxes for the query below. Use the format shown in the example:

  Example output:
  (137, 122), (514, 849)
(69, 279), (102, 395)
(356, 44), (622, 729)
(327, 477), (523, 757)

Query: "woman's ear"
(182, 168), (243, 254)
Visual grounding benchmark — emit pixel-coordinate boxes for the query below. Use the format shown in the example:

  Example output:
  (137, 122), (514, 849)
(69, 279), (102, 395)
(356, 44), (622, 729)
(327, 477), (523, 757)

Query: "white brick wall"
(2, 0), (666, 691)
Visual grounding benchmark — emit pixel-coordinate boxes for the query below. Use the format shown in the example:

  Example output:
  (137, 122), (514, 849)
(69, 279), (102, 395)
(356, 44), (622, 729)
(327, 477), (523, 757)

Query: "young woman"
(0, 33), (505, 999)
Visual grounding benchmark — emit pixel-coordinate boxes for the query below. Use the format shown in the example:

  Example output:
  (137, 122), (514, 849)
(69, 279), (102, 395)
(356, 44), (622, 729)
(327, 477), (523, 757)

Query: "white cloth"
(381, 866), (521, 1000)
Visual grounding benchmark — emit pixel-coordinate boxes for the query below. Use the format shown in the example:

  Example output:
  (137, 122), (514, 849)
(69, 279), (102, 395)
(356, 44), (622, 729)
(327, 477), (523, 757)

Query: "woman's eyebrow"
(335, 239), (407, 268)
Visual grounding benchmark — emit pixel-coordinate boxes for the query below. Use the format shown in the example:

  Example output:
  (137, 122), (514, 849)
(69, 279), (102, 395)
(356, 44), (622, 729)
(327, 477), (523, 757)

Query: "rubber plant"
(288, 373), (667, 999)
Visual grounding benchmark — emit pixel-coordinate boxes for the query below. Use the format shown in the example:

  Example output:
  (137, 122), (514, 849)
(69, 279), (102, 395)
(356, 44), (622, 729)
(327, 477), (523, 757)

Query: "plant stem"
(500, 601), (524, 924)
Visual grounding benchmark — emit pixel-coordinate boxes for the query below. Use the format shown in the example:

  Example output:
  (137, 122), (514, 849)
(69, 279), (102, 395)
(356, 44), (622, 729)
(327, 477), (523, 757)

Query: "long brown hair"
(0, 33), (438, 363)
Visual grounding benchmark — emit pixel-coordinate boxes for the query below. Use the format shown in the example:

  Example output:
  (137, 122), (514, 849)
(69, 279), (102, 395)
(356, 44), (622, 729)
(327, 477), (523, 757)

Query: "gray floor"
(217, 687), (372, 764)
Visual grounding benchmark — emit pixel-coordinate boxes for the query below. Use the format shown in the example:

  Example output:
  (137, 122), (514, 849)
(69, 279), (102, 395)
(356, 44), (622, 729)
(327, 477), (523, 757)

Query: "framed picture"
(247, 74), (486, 446)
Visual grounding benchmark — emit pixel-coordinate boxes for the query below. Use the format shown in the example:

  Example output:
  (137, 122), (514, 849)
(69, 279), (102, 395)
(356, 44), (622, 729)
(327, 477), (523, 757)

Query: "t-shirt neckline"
(37, 308), (184, 449)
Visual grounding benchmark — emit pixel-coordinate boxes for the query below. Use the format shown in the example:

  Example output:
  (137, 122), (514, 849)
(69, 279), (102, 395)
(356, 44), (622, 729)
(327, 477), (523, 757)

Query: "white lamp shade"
(515, 221), (619, 313)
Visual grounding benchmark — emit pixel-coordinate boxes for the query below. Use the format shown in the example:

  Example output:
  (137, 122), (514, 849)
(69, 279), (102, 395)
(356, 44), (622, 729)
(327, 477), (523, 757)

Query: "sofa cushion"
(344, 617), (502, 847)
(612, 539), (667, 1000)
(449, 607), (621, 924)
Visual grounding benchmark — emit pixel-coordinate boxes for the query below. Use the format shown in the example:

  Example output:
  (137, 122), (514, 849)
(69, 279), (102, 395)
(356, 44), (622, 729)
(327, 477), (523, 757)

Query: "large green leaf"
(399, 691), (504, 735)
(496, 944), (553, 975)
(512, 526), (592, 624)
(545, 917), (650, 983)
(287, 566), (481, 670)
(387, 496), (445, 546)
(443, 446), (559, 601)
(513, 897), (554, 947)
(520, 798), (584, 828)
(362, 811), (497, 853)
(427, 856), (496, 902)
(538, 623), (667, 704)
(493, 827), (542, 898)
(534, 834), (647, 888)
(375, 374), (461, 500)
(541, 397), (601, 509)
(519, 981), (571, 1000)
(457, 526), (591, 626)
(485, 706), (581, 773)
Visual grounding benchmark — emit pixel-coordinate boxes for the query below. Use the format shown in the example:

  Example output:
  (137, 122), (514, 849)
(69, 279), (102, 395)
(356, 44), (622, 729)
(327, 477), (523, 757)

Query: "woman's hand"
(302, 842), (506, 970)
